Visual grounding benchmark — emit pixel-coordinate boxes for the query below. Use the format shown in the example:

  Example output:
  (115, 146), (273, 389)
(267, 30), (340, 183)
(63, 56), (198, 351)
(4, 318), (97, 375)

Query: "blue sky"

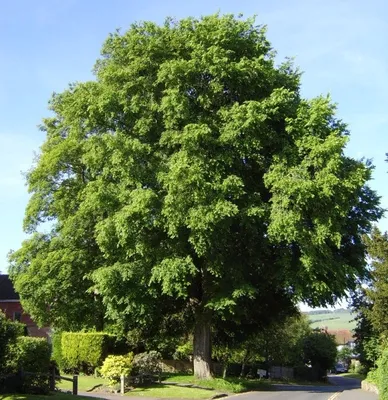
(1, 0), (387, 279)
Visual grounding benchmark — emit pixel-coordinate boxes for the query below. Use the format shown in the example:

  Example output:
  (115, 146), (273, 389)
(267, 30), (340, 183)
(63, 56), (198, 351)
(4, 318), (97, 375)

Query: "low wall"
(361, 380), (379, 395)
(161, 359), (193, 373)
(270, 366), (294, 380)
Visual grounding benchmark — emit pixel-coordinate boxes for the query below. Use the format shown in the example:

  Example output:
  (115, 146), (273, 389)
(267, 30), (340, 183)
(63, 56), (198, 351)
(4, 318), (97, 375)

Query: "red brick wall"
(0, 300), (49, 339)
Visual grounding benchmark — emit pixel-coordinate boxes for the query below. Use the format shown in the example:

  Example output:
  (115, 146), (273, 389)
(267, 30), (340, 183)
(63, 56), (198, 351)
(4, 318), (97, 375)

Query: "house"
(0, 274), (49, 338)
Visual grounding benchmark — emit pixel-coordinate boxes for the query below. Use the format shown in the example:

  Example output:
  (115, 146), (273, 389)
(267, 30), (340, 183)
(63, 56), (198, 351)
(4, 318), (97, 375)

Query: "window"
(13, 311), (21, 322)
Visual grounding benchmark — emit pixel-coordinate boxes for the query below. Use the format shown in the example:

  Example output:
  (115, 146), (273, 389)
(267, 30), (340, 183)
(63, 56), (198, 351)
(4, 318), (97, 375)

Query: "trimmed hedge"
(51, 331), (65, 370)
(61, 332), (114, 373)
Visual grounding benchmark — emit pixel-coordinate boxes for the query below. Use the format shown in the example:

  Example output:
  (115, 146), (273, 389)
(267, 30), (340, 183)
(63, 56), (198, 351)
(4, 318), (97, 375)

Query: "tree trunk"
(240, 361), (246, 378)
(193, 315), (212, 379)
(222, 364), (228, 379)
(240, 349), (248, 377)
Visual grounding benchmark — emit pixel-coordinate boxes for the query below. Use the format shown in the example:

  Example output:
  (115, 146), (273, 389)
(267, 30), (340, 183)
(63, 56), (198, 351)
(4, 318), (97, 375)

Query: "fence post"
(73, 375), (78, 395)
(49, 369), (55, 391)
(120, 374), (125, 395)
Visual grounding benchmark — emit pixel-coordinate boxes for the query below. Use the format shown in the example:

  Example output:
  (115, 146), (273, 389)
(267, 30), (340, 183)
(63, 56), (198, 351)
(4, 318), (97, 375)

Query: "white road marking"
(328, 392), (341, 400)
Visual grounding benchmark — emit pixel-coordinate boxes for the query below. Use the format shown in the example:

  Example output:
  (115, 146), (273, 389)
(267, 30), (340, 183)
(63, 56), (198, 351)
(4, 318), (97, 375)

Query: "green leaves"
(9, 14), (382, 346)
(151, 257), (198, 298)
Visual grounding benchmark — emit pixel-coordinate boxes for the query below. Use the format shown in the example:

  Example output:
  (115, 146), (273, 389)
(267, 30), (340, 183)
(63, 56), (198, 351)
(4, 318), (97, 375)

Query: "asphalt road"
(226, 375), (378, 400)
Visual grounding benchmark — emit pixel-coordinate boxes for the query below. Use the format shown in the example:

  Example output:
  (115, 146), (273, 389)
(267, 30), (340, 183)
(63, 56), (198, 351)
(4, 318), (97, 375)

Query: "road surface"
(227, 375), (377, 400)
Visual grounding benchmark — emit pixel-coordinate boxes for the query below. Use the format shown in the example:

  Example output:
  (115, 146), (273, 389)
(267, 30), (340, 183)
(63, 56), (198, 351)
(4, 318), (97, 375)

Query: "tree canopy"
(9, 14), (382, 378)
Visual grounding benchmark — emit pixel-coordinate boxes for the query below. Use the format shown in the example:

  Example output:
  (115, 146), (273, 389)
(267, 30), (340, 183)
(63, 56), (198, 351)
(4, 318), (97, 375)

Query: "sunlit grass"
(0, 393), (103, 400)
(126, 384), (214, 399)
(56, 375), (106, 392)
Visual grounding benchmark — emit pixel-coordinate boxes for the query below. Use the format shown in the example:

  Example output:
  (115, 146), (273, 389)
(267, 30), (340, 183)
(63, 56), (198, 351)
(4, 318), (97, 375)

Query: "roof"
(0, 275), (19, 300)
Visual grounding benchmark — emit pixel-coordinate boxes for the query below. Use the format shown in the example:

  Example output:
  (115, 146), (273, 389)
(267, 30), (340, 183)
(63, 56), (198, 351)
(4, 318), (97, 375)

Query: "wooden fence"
(0, 370), (78, 395)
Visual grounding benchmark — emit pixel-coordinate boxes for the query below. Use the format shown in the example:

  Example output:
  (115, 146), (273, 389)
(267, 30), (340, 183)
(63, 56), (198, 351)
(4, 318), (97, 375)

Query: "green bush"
(355, 363), (367, 375)
(300, 331), (337, 380)
(366, 368), (379, 385)
(7, 336), (51, 394)
(132, 351), (162, 376)
(100, 353), (134, 386)
(0, 311), (25, 374)
(377, 348), (388, 400)
(294, 365), (316, 381)
(173, 341), (193, 360)
(61, 332), (114, 373)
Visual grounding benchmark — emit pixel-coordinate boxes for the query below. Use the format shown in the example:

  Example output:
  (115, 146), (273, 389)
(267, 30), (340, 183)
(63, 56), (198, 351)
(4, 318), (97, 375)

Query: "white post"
(120, 374), (125, 395)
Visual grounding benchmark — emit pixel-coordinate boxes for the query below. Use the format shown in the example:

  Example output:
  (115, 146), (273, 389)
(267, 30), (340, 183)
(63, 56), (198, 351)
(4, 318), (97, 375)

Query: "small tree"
(337, 346), (353, 366)
(300, 331), (337, 380)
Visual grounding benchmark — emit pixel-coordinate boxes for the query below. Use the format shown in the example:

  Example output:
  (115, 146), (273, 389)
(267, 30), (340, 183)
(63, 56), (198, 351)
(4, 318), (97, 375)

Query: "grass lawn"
(0, 394), (102, 400)
(126, 384), (215, 399)
(337, 372), (366, 380)
(162, 374), (271, 393)
(56, 375), (107, 392)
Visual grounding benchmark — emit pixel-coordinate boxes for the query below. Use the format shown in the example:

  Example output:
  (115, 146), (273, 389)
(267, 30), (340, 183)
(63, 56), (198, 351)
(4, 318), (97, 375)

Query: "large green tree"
(9, 15), (382, 378)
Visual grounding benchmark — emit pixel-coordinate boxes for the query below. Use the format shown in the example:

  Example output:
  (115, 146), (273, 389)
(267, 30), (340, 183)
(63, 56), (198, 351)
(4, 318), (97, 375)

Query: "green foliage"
(365, 228), (388, 336)
(300, 331), (337, 378)
(8, 233), (106, 331)
(7, 336), (51, 394)
(350, 228), (388, 372)
(366, 367), (379, 385)
(51, 331), (64, 371)
(354, 363), (368, 376)
(377, 348), (388, 399)
(263, 314), (312, 367)
(350, 286), (381, 372)
(162, 374), (270, 393)
(337, 346), (353, 365)
(132, 351), (162, 376)
(100, 353), (133, 386)
(61, 332), (113, 373)
(9, 13), (382, 378)
(173, 339), (193, 360)
(213, 313), (312, 376)
(0, 311), (25, 373)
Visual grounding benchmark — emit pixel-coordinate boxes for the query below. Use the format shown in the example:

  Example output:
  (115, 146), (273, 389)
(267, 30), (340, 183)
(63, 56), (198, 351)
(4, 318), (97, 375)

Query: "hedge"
(51, 331), (65, 371)
(61, 332), (114, 373)
(7, 336), (51, 394)
(378, 348), (388, 400)
(0, 311), (25, 374)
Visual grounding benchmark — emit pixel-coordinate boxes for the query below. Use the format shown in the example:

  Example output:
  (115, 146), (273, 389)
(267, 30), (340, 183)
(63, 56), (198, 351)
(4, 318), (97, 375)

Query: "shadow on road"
(270, 374), (361, 394)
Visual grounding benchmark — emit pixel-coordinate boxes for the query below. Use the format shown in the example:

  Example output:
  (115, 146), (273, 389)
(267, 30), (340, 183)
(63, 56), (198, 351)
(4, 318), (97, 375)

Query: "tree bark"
(222, 364), (228, 379)
(193, 314), (212, 379)
(240, 361), (246, 378)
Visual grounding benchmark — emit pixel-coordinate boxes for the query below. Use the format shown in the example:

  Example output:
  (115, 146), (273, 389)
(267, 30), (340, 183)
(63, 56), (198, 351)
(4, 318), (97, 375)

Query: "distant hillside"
(304, 309), (356, 331)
